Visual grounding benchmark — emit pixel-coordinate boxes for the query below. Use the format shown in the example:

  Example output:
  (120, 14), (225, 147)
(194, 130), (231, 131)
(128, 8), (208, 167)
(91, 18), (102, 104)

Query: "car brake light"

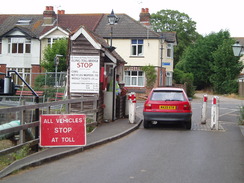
(183, 104), (191, 110)
(144, 103), (152, 109)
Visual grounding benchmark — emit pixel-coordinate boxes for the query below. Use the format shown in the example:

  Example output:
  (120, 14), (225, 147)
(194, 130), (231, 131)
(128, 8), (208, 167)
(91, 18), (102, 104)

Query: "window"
(16, 19), (32, 25)
(25, 39), (31, 53)
(7, 68), (31, 86)
(48, 38), (58, 47)
(8, 38), (31, 54)
(131, 39), (143, 56)
(167, 43), (173, 58)
(125, 70), (144, 86)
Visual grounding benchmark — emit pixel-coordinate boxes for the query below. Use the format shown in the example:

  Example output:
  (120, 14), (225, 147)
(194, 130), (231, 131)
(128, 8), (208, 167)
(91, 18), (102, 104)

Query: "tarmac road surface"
(1, 93), (244, 183)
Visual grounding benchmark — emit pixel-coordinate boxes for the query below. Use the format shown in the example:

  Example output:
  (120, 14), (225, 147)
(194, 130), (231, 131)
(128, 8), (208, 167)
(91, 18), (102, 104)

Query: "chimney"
(43, 6), (56, 25)
(139, 8), (150, 27)
(57, 10), (65, 15)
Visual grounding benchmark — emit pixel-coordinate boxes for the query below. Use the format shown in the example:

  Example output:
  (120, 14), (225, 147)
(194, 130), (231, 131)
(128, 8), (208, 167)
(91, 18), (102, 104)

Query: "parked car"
(143, 87), (192, 129)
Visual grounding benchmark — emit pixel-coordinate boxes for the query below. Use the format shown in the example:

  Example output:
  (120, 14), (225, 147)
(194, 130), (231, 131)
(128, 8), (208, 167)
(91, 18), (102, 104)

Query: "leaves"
(41, 38), (68, 72)
(141, 65), (157, 88)
(150, 9), (200, 66)
(176, 30), (243, 94)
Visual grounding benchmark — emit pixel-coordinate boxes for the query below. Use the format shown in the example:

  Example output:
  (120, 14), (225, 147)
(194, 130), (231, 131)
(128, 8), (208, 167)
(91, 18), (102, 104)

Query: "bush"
(173, 69), (195, 97)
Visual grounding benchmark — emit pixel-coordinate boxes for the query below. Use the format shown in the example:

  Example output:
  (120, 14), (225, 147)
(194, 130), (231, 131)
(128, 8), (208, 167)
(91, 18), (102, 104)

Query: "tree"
(41, 38), (68, 72)
(173, 68), (195, 97)
(150, 9), (200, 66)
(141, 65), (157, 88)
(210, 39), (243, 94)
(176, 30), (243, 93)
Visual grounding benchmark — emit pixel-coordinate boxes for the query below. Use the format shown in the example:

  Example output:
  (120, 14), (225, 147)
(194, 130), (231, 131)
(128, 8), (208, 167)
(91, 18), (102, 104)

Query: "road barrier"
(201, 94), (208, 124)
(128, 92), (136, 123)
(211, 96), (219, 130)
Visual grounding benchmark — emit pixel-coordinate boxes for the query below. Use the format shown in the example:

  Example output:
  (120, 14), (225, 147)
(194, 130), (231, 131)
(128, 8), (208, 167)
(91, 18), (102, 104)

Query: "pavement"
(0, 116), (142, 179)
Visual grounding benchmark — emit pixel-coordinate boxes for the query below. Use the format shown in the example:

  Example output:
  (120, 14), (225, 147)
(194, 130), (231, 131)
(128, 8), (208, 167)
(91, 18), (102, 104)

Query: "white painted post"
(201, 94), (208, 124)
(128, 92), (136, 124)
(211, 96), (219, 130)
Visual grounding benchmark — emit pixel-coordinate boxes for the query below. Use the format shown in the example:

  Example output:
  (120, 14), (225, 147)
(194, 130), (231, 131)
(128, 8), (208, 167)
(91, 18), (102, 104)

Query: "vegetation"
(173, 68), (195, 97)
(141, 65), (157, 88)
(150, 9), (201, 66)
(210, 39), (243, 94)
(41, 38), (68, 72)
(0, 144), (31, 171)
(151, 10), (243, 95)
(176, 30), (242, 94)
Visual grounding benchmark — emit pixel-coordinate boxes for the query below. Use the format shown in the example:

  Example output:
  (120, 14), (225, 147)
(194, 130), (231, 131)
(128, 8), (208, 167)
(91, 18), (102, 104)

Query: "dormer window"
(16, 19), (32, 25)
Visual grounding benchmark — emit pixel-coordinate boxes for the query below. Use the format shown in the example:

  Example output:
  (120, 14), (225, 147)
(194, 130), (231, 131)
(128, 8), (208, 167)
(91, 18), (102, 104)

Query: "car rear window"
(150, 91), (186, 101)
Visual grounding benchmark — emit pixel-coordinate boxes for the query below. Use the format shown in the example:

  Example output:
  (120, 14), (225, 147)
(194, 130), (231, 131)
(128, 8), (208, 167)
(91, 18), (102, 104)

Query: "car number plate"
(159, 105), (176, 109)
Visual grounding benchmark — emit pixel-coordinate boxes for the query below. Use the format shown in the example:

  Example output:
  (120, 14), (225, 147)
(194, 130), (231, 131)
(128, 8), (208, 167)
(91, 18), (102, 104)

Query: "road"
(1, 94), (244, 183)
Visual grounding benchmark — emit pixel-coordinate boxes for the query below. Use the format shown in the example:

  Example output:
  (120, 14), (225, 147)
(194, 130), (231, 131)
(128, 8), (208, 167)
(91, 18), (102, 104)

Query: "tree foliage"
(173, 68), (195, 97)
(150, 9), (200, 65)
(41, 38), (68, 72)
(141, 65), (157, 88)
(176, 30), (243, 94)
(210, 39), (243, 94)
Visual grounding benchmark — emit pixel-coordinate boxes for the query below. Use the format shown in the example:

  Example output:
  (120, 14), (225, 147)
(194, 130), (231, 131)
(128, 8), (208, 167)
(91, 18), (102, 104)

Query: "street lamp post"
(232, 41), (244, 97)
(54, 54), (63, 87)
(107, 10), (119, 48)
(232, 41), (244, 56)
(107, 10), (119, 121)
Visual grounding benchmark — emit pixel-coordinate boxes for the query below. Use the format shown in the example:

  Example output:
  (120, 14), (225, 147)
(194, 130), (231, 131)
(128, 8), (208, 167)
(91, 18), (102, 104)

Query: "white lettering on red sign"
(40, 114), (86, 147)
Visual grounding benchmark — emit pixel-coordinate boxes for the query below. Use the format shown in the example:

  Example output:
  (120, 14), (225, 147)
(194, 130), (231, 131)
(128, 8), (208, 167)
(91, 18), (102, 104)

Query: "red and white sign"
(40, 114), (86, 147)
(70, 55), (100, 93)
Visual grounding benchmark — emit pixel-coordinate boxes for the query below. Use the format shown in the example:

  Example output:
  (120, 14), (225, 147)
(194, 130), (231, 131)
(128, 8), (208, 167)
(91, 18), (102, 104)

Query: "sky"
(1, 0), (243, 37)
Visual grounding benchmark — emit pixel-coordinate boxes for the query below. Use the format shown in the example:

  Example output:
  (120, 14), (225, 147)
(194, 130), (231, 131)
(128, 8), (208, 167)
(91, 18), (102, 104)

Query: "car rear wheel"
(185, 120), (192, 130)
(143, 120), (151, 129)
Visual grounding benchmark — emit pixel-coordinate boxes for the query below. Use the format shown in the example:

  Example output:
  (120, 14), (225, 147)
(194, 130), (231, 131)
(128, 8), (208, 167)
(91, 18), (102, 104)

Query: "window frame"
(48, 38), (58, 47)
(166, 43), (173, 58)
(124, 70), (144, 87)
(7, 67), (31, 86)
(131, 39), (144, 56)
(8, 38), (31, 54)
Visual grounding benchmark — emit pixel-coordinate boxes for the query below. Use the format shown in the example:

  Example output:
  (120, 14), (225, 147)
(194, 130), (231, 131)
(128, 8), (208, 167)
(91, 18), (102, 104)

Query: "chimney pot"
(139, 8), (150, 27)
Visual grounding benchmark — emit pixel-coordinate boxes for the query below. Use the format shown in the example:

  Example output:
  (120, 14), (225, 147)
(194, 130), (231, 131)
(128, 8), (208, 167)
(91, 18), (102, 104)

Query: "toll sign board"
(40, 114), (86, 147)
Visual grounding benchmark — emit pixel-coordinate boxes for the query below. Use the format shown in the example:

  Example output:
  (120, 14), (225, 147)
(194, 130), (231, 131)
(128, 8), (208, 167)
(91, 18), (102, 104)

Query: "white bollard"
(201, 94), (208, 124)
(211, 96), (219, 130)
(128, 92), (136, 123)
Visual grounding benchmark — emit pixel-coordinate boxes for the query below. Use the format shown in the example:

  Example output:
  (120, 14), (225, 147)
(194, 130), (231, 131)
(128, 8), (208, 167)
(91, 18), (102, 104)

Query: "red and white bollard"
(128, 92), (136, 123)
(211, 96), (219, 130)
(201, 94), (208, 124)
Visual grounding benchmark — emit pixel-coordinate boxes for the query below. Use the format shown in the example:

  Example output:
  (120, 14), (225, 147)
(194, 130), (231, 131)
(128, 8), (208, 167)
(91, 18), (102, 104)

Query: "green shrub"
(173, 69), (195, 97)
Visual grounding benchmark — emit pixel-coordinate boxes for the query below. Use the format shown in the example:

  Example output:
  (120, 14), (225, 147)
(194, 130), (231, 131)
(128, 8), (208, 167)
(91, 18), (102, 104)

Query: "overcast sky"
(1, 0), (243, 37)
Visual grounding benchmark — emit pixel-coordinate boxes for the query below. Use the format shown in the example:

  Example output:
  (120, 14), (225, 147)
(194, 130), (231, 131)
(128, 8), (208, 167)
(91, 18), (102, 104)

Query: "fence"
(0, 96), (99, 156)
